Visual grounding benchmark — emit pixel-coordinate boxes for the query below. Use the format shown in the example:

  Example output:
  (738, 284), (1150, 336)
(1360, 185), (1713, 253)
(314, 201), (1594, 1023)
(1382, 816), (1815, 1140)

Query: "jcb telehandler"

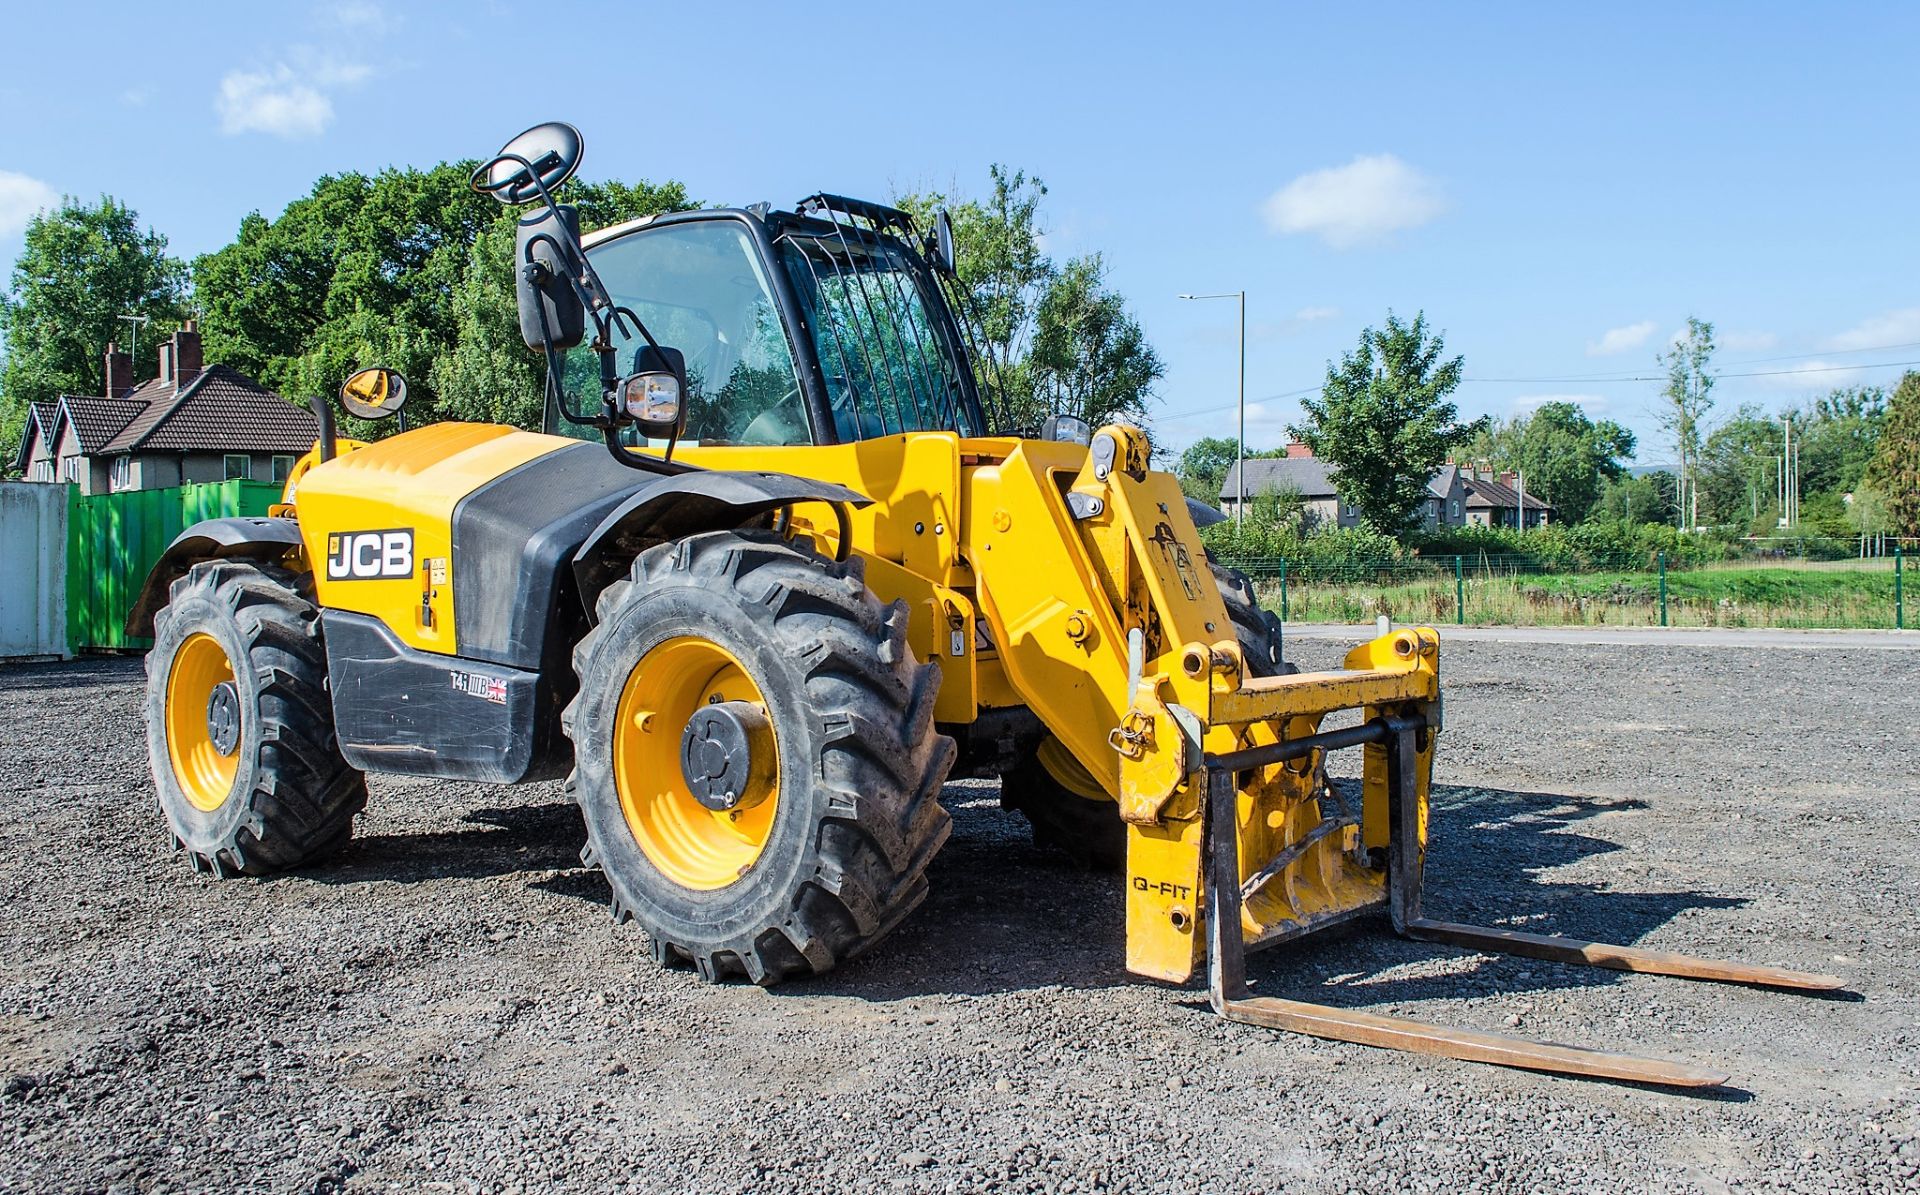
(132, 123), (1841, 1089)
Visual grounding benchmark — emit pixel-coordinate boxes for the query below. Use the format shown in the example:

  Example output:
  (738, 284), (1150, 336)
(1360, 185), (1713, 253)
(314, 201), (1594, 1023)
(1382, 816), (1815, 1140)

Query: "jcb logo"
(325, 529), (415, 580)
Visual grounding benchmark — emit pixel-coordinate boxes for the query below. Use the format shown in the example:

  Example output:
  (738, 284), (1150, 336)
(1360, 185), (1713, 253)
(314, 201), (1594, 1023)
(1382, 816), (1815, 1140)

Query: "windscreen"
(557, 219), (809, 446)
(778, 233), (981, 441)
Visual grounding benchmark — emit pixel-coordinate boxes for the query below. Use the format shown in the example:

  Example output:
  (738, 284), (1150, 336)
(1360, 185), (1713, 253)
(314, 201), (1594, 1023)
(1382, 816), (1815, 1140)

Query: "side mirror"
(472, 121), (584, 206)
(340, 367), (409, 420)
(616, 345), (688, 440)
(516, 204), (587, 351)
(929, 209), (956, 276)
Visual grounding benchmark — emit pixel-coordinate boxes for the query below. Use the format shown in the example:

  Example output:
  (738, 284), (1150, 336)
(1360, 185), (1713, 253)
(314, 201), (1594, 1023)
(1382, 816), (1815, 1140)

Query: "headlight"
(1040, 414), (1091, 445)
(622, 372), (682, 428)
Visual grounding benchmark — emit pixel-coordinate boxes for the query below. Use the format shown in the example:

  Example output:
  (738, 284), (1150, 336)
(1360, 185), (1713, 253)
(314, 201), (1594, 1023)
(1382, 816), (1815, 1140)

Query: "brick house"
(1219, 441), (1468, 530)
(13, 324), (318, 495)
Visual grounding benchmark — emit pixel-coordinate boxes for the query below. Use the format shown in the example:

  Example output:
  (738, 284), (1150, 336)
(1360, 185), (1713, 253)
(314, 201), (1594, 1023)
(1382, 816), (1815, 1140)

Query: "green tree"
(1463, 401), (1634, 524)
(1863, 371), (1920, 537)
(1290, 311), (1484, 535)
(897, 167), (1050, 424)
(1699, 405), (1787, 528)
(193, 166), (689, 430)
(1176, 436), (1239, 503)
(1796, 385), (1887, 497)
(429, 180), (691, 429)
(1026, 254), (1162, 430)
(897, 168), (1160, 434)
(0, 196), (187, 452)
(1656, 317), (1716, 531)
(1595, 471), (1674, 525)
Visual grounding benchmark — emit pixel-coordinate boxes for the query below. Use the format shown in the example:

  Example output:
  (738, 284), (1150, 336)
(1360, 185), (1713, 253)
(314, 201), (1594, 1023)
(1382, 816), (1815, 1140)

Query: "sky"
(3, 1), (1917, 464)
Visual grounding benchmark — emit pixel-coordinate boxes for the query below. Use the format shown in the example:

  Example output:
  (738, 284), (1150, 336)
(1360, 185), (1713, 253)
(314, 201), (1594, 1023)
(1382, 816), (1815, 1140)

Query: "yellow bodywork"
(282, 418), (1438, 984)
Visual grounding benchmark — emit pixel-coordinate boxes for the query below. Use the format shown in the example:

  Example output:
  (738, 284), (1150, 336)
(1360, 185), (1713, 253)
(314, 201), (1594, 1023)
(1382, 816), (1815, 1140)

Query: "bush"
(1409, 520), (1740, 569)
(1201, 521), (1407, 580)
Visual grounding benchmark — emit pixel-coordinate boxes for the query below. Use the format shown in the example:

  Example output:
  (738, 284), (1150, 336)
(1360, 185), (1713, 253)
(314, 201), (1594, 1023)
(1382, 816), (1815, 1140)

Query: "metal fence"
(1216, 543), (1910, 631)
(66, 480), (283, 651)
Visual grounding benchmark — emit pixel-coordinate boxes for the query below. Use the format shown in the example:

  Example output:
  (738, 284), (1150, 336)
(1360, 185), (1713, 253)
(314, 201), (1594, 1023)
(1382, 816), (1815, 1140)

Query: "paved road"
(1283, 622), (1920, 650)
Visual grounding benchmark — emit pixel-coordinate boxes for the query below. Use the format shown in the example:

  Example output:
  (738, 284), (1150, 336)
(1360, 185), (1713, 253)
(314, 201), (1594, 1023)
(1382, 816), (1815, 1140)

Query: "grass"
(1258, 564), (1904, 630)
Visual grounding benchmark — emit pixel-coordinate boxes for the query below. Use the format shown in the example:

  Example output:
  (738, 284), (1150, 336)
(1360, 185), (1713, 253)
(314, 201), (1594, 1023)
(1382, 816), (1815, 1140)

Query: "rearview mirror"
(473, 121), (584, 206)
(339, 367), (409, 420)
(929, 209), (956, 275)
(516, 204), (586, 351)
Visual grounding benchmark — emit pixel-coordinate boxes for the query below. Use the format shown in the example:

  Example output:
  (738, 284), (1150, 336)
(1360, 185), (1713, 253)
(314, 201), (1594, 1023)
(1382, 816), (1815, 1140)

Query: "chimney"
(1284, 439), (1314, 459)
(159, 321), (202, 388)
(1497, 470), (1518, 489)
(104, 342), (133, 398)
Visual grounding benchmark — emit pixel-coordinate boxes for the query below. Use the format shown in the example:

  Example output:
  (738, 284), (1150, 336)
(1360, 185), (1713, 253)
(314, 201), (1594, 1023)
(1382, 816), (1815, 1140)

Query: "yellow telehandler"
(129, 123), (1840, 1089)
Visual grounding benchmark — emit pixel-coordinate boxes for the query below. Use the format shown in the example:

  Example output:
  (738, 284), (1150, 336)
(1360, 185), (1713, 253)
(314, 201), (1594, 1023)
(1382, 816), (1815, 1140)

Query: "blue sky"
(4, 1), (1917, 462)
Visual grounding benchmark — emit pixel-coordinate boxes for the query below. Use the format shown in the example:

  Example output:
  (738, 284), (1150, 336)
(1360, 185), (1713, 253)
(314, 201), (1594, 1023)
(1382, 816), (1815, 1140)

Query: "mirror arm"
(310, 396), (336, 463)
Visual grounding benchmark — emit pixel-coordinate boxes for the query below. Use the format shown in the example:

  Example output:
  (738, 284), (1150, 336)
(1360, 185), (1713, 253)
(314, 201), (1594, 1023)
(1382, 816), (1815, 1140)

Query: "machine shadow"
(317, 801), (588, 884)
(804, 781), (1751, 1009)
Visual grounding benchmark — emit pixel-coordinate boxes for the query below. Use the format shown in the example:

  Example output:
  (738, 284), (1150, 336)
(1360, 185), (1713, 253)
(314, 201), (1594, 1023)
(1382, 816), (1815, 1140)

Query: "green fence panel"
(65, 480), (282, 651)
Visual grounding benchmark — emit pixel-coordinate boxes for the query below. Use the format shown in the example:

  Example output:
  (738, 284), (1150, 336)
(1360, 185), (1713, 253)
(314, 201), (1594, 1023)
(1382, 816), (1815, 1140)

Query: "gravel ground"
(1, 638), (1915, 1194)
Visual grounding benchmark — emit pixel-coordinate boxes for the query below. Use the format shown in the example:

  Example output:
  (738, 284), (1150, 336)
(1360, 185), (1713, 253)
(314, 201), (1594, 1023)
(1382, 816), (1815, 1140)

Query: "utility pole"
(1179, 290), (1247, 523)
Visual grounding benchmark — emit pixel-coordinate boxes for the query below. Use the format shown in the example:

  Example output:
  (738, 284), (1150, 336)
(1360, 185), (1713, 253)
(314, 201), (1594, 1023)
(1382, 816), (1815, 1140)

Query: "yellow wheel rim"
(1036, 736), (1112, 803)
(165, 633), (242, 812)
(613, 637), (780, 890)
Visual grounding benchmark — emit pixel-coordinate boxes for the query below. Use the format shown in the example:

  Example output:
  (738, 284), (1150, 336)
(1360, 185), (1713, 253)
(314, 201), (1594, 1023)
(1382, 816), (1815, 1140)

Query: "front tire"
(144, 561), (366, 876)
(564, 531), (955, 985)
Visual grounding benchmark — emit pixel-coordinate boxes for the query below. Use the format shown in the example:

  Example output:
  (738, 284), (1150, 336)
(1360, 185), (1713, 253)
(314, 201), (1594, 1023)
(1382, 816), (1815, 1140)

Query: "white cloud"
(324, 1), (392, 33)
(1756, 360), (1875, 390)
(1243, 305), (1342, 342)
(215, 55), (369, 139)
(1513, 393), (1610, 413)
(1261, 154), (1444, 248)
(0, 171), (58, 237)
(1822, 307), (1920, 352)
(217, 66), (333, 137)
(1585, 321), (1655, 357)
(1719, 330), (1777, 352)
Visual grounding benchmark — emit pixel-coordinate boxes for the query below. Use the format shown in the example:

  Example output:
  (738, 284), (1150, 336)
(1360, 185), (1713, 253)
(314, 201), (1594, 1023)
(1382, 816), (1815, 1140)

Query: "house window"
(111, 457), (132, 491)
(1451, 500), (1460, 519)
(224, 454), (252, 481)
(272, 454), (296, 483)
(62, 457), (80, 483)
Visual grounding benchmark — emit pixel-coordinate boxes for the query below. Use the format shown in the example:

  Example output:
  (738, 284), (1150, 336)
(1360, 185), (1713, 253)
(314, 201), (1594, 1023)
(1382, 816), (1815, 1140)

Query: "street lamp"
(1179, 291), (1246, 522)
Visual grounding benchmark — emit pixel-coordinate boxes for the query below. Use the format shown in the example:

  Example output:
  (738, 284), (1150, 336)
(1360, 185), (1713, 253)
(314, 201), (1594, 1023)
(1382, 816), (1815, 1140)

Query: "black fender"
(571, 469), (871, 614)
(125, 517), (306, 638)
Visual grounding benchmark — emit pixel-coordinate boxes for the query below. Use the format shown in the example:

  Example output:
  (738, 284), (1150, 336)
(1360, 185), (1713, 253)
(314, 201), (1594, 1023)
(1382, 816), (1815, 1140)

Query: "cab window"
(559, 220), (808, 446)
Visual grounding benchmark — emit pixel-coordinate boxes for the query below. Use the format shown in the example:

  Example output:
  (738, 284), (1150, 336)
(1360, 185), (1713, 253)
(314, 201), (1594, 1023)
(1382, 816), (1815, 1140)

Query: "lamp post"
(1180, 290), (1246, 522)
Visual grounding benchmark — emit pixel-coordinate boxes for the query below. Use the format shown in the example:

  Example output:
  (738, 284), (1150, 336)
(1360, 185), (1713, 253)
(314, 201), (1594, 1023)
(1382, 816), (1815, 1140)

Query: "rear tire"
(1000, 560), (1286, 870)
(144, 560), (366, 876)
(564, 530), (955, 985)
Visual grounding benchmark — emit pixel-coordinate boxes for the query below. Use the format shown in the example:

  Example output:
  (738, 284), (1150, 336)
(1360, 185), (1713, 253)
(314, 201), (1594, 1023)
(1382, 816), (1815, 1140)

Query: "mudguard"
(125, 517), (306, 638)
(570, 468), (871, 611)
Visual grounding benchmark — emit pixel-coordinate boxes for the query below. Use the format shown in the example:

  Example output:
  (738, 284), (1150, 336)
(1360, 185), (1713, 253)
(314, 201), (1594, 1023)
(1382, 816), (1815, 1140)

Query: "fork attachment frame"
(1200, 716), (1844, 1090)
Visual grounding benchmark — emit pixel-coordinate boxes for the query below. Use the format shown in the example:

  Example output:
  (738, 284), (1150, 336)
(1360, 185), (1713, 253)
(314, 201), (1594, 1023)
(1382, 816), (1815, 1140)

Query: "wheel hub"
(206, 681), (241, 756)
(680, 701), (774, 812)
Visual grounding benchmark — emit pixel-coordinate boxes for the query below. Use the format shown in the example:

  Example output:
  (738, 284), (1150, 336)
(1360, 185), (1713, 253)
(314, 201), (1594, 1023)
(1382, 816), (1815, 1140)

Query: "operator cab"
(550, 199), (986, 450)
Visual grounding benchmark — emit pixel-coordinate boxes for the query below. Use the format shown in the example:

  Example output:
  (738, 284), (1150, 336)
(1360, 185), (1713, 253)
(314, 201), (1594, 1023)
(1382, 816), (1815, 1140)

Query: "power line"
(1465, 357), (1920, 384)
(1157, 349), (1920, 432)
